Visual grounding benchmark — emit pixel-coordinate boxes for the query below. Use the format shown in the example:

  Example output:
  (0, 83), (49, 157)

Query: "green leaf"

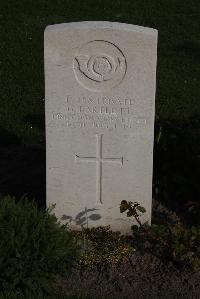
(136, 206), (146, 213)
(131, 225), (139, 232)
(127, 210), (133, 217)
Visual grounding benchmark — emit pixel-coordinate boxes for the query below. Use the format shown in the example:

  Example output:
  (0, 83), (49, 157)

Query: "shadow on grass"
(173, 40), (200, 62)
(0, 127), (45, 208)
(153, 115), (200, 225)
(23, 113), (45, 132)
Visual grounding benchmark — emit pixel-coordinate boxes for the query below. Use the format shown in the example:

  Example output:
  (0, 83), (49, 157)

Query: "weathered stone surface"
(45, 21), (157, 233)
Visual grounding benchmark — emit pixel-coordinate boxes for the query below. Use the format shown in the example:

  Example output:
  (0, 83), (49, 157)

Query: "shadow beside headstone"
(0, 127), (45, 208)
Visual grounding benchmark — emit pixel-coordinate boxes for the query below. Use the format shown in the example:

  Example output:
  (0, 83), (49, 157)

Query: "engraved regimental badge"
(73, 40), (127, 92)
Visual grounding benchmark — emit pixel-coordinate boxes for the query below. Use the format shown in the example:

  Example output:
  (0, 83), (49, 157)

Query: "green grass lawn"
(1, 0), (200, 145)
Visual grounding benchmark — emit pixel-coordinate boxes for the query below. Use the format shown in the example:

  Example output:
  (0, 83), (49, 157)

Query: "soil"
(56, 200), (200, 299)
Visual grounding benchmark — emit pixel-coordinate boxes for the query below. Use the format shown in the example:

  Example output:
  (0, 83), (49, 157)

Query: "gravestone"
(45, 21), (157, 234)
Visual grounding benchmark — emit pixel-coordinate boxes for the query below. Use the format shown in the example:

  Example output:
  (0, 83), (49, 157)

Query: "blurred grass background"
(0, 0), (200, 220)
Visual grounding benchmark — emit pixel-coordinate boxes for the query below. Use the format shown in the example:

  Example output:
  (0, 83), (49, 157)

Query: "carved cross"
(75, 134), (123, 205)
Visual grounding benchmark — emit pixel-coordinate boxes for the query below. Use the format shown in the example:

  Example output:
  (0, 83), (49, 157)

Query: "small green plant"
(0, 195), (79, 296)
(171, 223), (200, 268)
(130, 222), (200, 269)
(119, 200), (200, 269)
(77, 226), (134, 268)
(120, 200), (146, 226)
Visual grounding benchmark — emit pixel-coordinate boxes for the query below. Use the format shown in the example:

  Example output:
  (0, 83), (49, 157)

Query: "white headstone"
(45, 21), (157, 234)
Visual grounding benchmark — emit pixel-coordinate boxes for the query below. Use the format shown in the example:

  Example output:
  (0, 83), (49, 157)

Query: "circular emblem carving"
(73, 40), (127, 92)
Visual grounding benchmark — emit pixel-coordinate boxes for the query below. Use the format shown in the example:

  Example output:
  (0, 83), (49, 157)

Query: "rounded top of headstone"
(45, 21), (158, 37)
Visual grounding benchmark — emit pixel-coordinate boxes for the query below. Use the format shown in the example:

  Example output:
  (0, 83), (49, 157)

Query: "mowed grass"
(0, 0), (200, 145)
